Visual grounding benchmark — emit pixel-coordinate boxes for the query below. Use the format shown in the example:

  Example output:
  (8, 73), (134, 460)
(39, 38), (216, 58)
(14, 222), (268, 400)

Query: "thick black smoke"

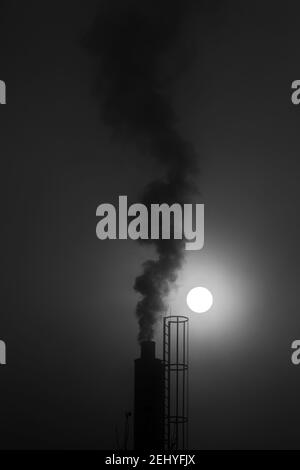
(84, 0), (201, 341)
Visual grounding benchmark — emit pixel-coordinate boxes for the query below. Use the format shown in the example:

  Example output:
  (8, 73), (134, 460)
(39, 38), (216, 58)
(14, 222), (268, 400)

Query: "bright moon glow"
(186, 287), (213, 313)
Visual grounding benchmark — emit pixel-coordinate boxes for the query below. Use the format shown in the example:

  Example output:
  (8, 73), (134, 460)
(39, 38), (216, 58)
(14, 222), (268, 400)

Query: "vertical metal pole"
(187, 320), (189, 450)
(163, 318), (166, 450)
(168, 320), (171, 450)
(182, 320), (186, 449)
(176, 317), (179, 450)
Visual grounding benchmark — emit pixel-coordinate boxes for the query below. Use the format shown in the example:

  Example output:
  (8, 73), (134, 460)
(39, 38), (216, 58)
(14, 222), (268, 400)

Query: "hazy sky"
(0, 0), (300, 449)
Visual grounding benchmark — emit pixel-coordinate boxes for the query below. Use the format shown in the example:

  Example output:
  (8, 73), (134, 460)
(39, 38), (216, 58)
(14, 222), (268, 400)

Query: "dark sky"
(0, 0), (300, 449)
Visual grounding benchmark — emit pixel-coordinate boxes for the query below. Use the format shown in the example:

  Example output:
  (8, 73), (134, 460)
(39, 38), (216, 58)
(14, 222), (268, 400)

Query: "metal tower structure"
(163, 315), (189, 450)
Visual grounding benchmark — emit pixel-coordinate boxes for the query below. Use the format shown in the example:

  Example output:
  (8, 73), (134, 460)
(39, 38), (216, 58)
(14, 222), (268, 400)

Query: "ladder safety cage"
(163, 315), (189, 450)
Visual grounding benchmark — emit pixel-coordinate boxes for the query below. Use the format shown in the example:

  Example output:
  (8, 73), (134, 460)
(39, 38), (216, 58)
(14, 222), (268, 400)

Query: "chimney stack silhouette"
(134, 341), (164, 450)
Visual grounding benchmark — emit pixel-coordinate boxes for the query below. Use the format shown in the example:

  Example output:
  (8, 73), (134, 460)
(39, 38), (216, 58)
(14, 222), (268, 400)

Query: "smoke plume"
(84, 0), (200, 342)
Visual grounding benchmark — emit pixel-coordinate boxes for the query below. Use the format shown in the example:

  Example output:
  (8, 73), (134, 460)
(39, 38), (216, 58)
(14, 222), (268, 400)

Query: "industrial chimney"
(134, 341), (164, 450)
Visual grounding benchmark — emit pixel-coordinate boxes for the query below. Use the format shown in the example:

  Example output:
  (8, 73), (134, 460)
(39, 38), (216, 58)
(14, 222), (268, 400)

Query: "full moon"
(186, 287), (213, 313)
